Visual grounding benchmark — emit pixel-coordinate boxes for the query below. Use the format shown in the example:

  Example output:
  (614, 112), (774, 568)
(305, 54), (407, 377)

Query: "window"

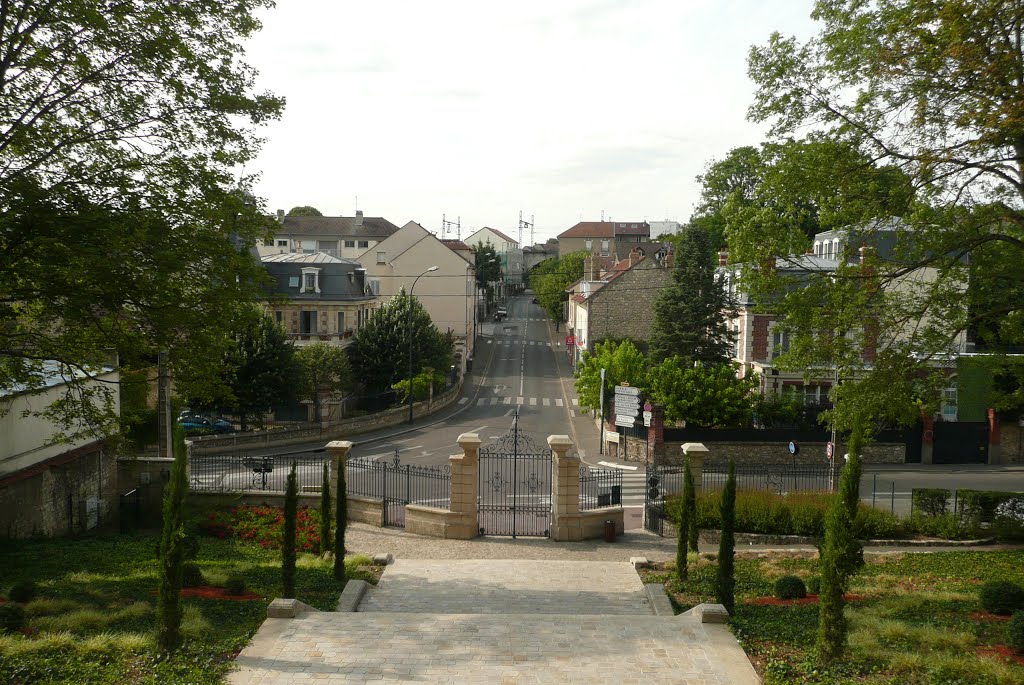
(732, 323), (740, 359)
(941, 386), (958, 422)
(300, 310), (317, 335)
(600, 240), (609, 256)
(376, 251), (386, 264)
(358, 240), (369, 249)
(288, 276), (300, 288)
(317, 240), (338, 255)
(337, 311), (345, 332)
(344, 240), (355, 248)
(369, 279), (380, 295)
(299, 267), (321, 294)
(304, 273), (316, 291)
(264, 238), (274, 247)
(276, 239), (288, 247)
(771, 329), (790, 360)
(274, 310), (283, 325)
(585, 240), (592, 250)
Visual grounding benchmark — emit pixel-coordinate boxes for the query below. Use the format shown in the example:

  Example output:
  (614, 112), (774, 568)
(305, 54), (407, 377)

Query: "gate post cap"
(547, 435), (572, 450)
(681, 442), (709, 455)
(457, 432), (481, 446)
(327, 440), (353, 453)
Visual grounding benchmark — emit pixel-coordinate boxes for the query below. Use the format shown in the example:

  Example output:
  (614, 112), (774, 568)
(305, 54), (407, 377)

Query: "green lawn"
(0, 533), (374, 685)
(643, 551), (1024, 684)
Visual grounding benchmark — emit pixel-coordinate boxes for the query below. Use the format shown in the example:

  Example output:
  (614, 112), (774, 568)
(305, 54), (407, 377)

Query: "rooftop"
(278, 215), (401, 239)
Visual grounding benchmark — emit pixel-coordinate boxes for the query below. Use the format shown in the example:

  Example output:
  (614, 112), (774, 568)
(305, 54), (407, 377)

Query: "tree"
(473, 241), (502, 293)
(649, 229), (735, 365)
(817, 422), (865, 661)
(392, 368), (446, 403)
(157, 427), (189, 653)
(295, 343), (353, 417)
(732, 0), (1024, 435)
(716, 458), (737, 615)
(675, 458), (690, 582)
(282, 462), (297, 599)
(684, 458), (698, 553)
(574, 340), (648, 416)
(690, 146), (765, 251)
(348, 290), (453, 395)
(319, 461), (332, 556)
(529, 251), (588, 321)
(0, 1), (282, 440)
(221, 313), (300, 431)
(334, 453), (348, 581)
(647, 359), (757, 428)
(287, 206), (323, 216)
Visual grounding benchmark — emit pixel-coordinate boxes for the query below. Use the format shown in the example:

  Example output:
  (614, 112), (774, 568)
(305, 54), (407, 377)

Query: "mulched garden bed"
(744, 593), (865, 606)
(977, 645), (1024, 666)
(150, 586), (263, 601)
(970, 611), (1013, 622)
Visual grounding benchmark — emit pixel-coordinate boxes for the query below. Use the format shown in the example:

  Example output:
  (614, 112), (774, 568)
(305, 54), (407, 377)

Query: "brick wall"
(588, 259), (672, 348)
(1002, 421), (1024, 464)
(0, 443), (117, 539)
(752, 315), (772, 362)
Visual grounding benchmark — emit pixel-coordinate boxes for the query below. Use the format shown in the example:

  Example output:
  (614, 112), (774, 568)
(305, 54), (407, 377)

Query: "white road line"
(542, 398), (550, 407)
(570, 409), (575, 417)
(469, 425), (488, 434)
(458, 397), (468, 404)
(476, 399), (486, 406)
(517, 396), (524, 405)
(503, 397), (512, 405)
(598, 461), (639, 471)
(489, 397), (498, 405)
(571, 398), (579, 406)
(503, 408), (516, 417)
(529, 397), (537, 406)
(555, 399), (563, 407)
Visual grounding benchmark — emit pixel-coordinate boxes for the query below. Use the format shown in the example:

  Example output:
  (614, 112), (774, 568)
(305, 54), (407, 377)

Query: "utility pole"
(441, 214), (460, 240)
(518, 211), (534, 247)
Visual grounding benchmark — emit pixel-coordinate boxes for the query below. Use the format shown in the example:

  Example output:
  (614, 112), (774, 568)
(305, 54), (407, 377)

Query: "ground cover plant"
(642, 550), (1024, 684)
(200, 504), (322, 552)
(0, 532), (376, 684)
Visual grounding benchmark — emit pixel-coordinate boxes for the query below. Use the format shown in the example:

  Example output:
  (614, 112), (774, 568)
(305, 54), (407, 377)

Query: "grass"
(0, 532), (377, 684)
(641, 550), (1024, 684)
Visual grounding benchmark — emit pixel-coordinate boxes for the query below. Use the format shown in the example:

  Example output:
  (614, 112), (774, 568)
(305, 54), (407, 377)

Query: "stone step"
(359, 559), (652, 615)
(231, 612), (760, 685)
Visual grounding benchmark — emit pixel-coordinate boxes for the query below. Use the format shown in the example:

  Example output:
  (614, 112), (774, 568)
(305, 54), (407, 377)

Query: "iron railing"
(702, 463), (833, 494)
(188, 453), (327, 493)
(346, 453), (450, 527)
(579, 466), (623, 510)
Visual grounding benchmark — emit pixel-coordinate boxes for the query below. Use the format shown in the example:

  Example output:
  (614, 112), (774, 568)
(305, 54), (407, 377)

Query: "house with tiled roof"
(564, 247), (674, 366)
(556, 220), (652, 260)
(259, 211), (401, 261)
(464, 226), (523, 289)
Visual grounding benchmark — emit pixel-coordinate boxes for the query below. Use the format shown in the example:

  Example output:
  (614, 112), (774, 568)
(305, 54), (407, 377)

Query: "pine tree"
(676, 456), (691, 581)
(282, 462), (298, 599)
(649, 228), (734, 365)
(157, 427), (189, 653)
(817, 421), (865, 662)
(716, 458), (737, 615)
(334, 453), (348, 580)
(685, 461), (699, 553)
(319, 460), (332, 556)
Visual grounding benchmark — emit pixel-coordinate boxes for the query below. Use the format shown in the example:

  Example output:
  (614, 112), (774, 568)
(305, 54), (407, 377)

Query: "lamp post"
(408, 266), (438, 423)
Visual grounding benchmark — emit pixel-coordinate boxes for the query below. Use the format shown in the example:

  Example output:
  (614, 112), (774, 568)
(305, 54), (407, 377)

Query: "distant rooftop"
(261, 252), (359, 265)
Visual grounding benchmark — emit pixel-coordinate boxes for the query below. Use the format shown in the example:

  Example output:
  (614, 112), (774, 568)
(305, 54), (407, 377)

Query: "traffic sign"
(615, 415), (635, 427)
(566, 335), (575, 347)
(615, 399), (641, 411)
(826, 441), (834, 460)
(643, 402), (653, 412)
(615, 385), (641, 397)
(643, 410), (652, 427)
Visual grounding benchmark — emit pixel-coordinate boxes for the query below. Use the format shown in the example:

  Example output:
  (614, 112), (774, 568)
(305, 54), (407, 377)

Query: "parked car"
(495, 307), (508, 321)
(177, 415), (234, 434)
(532, 297), (539, 304)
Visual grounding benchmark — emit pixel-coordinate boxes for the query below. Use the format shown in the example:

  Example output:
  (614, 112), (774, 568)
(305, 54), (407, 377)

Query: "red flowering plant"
(200, 505), (322, 552)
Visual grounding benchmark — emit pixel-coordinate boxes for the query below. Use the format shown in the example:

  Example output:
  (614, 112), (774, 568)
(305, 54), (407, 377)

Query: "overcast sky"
(244, 0), (818, 244)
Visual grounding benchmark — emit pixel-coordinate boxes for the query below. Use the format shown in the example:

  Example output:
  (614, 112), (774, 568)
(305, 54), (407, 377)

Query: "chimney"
(355, 209), (364, 227)
(859, 245), (871, 265)
(665, 248), (675, 269)
(354, 267), (367, 294)
(718, 250), (729, 267)
(629, 246), (639, 267)
(276, 209), (284, 222)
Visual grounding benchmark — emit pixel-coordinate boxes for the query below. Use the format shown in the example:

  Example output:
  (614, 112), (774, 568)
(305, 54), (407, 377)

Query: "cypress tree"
(676, 456), (691, 581)
(334, 452), (348, 580)
(716, 458), (737, 614)
(684, 459), (699, 553)
(157, 426), (189, 653)
(282, 462), (298, 599)
(817, 421), (865, 662)
(319, 460), (332, 556)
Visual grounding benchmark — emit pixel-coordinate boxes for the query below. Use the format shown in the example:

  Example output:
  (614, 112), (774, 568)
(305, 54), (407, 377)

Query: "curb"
(699, 529), (998, 548)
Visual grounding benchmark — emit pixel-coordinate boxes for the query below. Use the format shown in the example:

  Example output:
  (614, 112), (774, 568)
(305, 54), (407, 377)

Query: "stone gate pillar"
(681, 442), (708, 495)
(326, 440), (352, 501)
(548, 435), (578, 541)
(449, 432), (481, 536)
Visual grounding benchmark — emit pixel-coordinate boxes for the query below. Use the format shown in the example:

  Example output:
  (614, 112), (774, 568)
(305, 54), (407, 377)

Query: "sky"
(243, 0), (819, 245)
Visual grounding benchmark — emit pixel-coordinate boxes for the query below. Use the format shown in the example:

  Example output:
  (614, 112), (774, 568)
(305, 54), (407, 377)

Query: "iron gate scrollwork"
(478, 410), (552, 537)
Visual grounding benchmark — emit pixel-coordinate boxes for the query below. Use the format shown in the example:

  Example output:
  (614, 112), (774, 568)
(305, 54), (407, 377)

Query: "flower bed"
(200, 504), (322, 552)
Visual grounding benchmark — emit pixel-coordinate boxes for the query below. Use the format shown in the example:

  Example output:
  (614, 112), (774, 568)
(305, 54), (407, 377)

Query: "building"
(464, 226), (522, 289)
(649, 220), (683, 239)
(260, 211), (401, 261)
(363, 222), (477, 373)
(565, 248), (674, 366)
(262, 253), (378, 347)
(556, 221), (652, 260)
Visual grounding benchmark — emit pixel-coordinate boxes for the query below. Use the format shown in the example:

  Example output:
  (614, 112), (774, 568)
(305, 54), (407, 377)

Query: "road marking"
(570, 410), (575, 417)
(476, 399), (486, 406)
(517, 396), (524, 405)
(598, 461), (639, 471)
(468, 425), (489, 434)
(503, 408), (516, 417)
(458, 397), (468, 404)
(571, 398), (579, 406)
(555, 398), (563, 407)
(542, 398), (550, 407)
(503, 397), (512, 405)
(529, 397), (537, 406)
(489, 397), (498, 405)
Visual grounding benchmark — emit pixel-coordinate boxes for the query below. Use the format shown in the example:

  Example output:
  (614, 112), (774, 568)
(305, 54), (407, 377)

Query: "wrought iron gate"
(347, 450), (450, 528)
(478, 410), (552, 537)
(643, 461), (684, 536)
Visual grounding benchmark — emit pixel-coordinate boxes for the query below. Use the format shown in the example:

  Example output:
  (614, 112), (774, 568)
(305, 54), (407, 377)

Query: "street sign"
(615, 399), (641, 412)
(615, 415), (635, 427)
(826, 441), (834, 459)
(788, 440), (800, 455)
(615, 385), (641, 397)
(643, 410), (652, 427)
(566, 335), (575, 347)
(643, 402), (653, 412)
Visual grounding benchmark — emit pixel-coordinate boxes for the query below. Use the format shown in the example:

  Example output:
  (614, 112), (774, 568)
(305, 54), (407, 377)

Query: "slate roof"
(262, 257), (373, 300)
(261, 252), (356, 265)
(612, 222), (650, 236)
(278, 215), (401, 239)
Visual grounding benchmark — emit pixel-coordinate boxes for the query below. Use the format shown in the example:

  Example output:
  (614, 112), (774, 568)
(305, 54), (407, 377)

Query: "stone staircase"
(229, 559), (761, 685)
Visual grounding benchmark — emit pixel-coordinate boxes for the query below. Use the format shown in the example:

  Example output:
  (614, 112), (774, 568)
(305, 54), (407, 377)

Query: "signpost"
(565, 335), (575, 347)
(826, 441), (834, 460)
(642, 410), (652, 427)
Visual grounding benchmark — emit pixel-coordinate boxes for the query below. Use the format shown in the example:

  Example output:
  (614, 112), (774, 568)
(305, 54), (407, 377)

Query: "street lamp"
(408, 265), (439, 423)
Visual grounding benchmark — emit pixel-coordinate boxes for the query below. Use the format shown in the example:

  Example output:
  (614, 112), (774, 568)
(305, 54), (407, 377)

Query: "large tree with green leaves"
(348, 290), (453, 396)
(0, 1), (283, 441)
(287, 206), (323, 216)
(729, 0), (1024, 434)
(529, 251), (588, 321)
(574, 340), (648, 416)
(647, 359), (757, 428)
(649, 229), (735, 365)
(221, 313), (300, 431)
(473, 240), (502, 295)
(295, 343), (353, 417)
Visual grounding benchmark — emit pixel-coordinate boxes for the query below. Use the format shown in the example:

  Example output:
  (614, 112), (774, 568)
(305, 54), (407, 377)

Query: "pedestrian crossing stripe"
(542, 398), (550, 407)
(571, 398), (579, 406)
(529, 397), (537, 406)
(470, 396), (579, 408)
(458, 397), (468, 404)
(503, 397), (512, 405)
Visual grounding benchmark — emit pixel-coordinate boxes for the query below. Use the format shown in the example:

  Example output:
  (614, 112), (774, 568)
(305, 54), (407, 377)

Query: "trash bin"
(604, 519), (616, 543)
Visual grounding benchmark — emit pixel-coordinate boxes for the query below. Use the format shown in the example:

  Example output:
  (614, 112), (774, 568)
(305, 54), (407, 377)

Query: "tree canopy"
(222, 313), (299, 431)
(0, 0), (283, 441)
(348, 291), (453, 395)
(287, 206), (323, 217)
(529, 251), (588, 321)
(646, 359), (756, 428)
(295, 342), (353, 409)
(574, 340), (647, 417)
(727, 0), (1024, 431)
(473, 241), (502, 289)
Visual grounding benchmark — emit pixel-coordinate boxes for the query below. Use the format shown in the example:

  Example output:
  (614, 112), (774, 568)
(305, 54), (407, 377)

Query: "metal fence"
(579, 466), (623, 510)
(189, 453), (327, 493)
(346, 453), (450, 528)
(702, 463), (833, 494)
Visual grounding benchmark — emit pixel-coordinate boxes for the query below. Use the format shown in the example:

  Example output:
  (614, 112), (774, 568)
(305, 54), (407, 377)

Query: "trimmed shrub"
(958, 490), (1019, 524)
(224, 576), (247, 596)
(715, 458), (736, 615)
(8, 581), (37, 604)
(993, 497), (1024, 542)
(911, 488), (951, 517)
(0, 604), (25, 633)
(774, 575), (807, 600)
(853, 506), (905, 539)
(1009, 612), (1024, 652)
(980, 580), (1024, 616)
(282, 462), (298, 599)
(908, 512), (980, 540)
(181, 564), (204, 588)
(807, 576), (822, 594)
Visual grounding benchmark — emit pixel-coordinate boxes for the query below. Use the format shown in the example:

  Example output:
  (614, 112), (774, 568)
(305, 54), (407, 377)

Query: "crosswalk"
(619, 470), (648, 506)
(484, 340), (554, 346)
(459, 396), (581, 408)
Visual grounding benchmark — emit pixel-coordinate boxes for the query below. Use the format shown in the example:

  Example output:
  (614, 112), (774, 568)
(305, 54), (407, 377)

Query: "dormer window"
(300, 267), (321, 294)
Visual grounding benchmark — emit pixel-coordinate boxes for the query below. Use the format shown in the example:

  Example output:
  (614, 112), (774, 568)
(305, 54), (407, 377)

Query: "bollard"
(604, 519), (616, 543)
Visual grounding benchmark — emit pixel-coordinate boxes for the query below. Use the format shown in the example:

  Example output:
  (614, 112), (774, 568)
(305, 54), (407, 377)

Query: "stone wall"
(588, 259), (671, 348)
(1001, 420), (1024, 465)
(0, 442), (117, 539)
(661, 440), (905, 466)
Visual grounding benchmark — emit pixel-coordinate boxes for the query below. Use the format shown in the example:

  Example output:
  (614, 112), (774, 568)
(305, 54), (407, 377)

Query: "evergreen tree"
(675, 456), (692, 581)
(282, 462), (298, 599)
(334, 453), (348, 581)
(685, 462), (699, 553)
(716, 458), (737, 615)
(817, 421), (865, 662)
(157, 427), (189, 653)
(319, 461), (332, 556)
(649, 229), (734, 365)
(223, 312), (300, 431)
